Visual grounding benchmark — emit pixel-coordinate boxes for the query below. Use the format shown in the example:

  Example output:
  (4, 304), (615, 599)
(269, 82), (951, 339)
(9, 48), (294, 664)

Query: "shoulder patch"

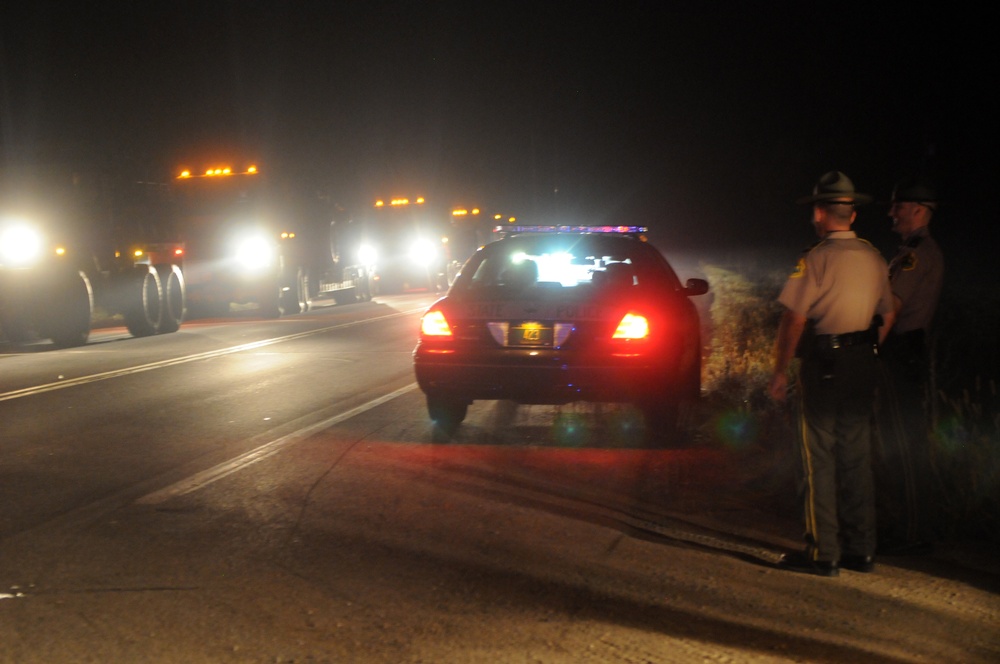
(789, 257), (806, 278)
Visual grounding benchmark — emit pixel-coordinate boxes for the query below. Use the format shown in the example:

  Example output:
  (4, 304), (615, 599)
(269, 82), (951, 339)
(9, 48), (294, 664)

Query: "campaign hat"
(891, 177), (938, 205)
(796, 171), (873, 205)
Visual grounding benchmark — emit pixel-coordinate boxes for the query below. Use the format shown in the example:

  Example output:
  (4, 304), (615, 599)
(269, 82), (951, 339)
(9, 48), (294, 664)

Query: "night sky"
(1, 1), (996, 277)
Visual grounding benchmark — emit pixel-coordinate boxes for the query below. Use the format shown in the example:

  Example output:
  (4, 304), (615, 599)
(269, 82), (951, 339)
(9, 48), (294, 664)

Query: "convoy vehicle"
(357, 196), (447, 294)
(413, 225), (709, 444)
(1, 160), (374, 347)
(443, 205), (510, 286)
(0, 163), (185, 346)
(172, 164), (371, 317)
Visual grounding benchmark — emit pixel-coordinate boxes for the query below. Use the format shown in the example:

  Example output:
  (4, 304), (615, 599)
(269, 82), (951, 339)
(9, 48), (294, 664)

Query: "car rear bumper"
(413, 346), (683, 404)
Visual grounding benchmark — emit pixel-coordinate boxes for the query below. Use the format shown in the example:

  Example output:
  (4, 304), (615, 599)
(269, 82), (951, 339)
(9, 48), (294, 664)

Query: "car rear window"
(454, 235), (681, 294)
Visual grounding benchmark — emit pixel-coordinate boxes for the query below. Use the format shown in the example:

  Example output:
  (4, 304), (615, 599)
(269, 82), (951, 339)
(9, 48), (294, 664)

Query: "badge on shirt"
(901, 252), (918, 271)
(789, 257), (806, 278)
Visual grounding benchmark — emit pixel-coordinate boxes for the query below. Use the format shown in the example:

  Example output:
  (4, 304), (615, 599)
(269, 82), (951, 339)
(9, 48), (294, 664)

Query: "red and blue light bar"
(494, 225), (648, 235)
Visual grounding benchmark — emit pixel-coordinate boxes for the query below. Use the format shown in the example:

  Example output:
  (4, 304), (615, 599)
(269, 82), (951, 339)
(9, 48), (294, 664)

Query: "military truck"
(0, 161), (185, 347)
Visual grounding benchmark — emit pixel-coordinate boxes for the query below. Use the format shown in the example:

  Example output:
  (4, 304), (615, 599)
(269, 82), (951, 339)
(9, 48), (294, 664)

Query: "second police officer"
(874, 176), (945, 555)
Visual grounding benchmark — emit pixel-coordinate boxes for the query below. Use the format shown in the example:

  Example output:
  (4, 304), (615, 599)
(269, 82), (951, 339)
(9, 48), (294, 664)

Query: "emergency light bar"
(494, 225), (648, 235)
(375, 197), (426, 208)
(177, 165), (259, 179)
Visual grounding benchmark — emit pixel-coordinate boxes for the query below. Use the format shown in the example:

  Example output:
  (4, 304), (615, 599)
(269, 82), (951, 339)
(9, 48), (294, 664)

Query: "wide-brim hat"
(891, 177), (938, 204)
(796, 171), (873, 205)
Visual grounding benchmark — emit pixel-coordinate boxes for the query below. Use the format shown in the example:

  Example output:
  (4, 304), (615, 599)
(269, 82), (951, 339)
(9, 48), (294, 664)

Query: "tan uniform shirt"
(778, 230), (895, 335)
(888, 226), (944, 334)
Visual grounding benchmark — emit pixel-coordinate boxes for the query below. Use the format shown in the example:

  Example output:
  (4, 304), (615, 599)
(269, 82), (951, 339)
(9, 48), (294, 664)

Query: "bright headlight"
(234, 236), (275, 271)
(0, 223), (44, 268)
(358, 244), (377, 265)
(409, 238), (437, 266)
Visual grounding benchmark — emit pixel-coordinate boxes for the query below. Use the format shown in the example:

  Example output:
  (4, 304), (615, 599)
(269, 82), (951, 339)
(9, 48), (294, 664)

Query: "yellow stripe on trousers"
(797, 383), (819, 559)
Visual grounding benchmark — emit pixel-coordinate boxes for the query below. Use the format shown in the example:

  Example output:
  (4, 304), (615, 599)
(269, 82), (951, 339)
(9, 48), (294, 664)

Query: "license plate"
(510, 322), (552, 346)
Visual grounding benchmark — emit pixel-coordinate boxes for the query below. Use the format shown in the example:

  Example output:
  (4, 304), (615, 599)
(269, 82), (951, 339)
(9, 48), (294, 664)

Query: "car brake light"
(421, 310), (453, 337)
(612, 312), (650, 340)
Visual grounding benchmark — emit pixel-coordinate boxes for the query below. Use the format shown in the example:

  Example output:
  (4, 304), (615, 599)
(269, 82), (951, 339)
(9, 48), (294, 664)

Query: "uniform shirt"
(779, 230), (895, 335)
(888, 226), (944, 334)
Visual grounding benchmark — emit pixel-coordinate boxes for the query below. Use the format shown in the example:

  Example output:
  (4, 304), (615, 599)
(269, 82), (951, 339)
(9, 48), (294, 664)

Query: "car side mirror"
(684, 278), (709, 296)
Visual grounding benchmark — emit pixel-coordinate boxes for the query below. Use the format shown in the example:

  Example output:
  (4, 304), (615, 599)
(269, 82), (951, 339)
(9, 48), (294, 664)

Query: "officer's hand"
(768, 373), (788, 403)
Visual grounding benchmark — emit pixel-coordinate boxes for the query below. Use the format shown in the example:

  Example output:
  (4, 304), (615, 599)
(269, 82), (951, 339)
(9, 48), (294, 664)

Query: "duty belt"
(813, 329), (876, 350)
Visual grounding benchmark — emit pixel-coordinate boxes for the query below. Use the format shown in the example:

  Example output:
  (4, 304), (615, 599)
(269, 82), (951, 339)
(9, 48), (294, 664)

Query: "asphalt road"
(1, 295), (997, 663)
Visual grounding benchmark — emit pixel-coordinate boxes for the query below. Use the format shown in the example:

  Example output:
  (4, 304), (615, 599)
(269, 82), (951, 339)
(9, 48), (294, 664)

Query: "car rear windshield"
(454, 234), (681, 295)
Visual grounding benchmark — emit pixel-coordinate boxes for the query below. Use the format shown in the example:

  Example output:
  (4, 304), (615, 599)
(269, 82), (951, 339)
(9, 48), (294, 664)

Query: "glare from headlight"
(409, 238), (437, 266)
(234, 236), (275, 271)
(358, 244), (377, 265)
(0, 223), (44, 268)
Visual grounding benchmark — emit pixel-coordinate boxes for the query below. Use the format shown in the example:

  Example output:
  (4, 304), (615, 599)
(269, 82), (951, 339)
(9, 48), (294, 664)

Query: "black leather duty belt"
(814, 329), (876, 350)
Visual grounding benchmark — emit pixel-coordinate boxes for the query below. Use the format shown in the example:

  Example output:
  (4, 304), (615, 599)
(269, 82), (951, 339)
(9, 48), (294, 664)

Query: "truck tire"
(258, 281), (283, 319)
(153, 263), (186, 334)
(297, 269), (312, 312)
(280, 267), (309, 314)
(123, 265), (163, 337)
(46, 270), (94, 348)
(357, 270), (373, 302)
(332, 286), (358, 305)
(0, 311), (33, 344)
(377, 273), (403, 295)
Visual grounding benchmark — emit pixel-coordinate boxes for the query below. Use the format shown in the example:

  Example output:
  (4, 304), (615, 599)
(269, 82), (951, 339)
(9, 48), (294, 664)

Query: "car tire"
(427, 393), (468, 434)
(639, 398), (682, 448)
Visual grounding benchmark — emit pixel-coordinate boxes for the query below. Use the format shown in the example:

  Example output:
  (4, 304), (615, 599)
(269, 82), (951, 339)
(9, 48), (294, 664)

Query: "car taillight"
(612, 312), (650, 340)
(421, 310), (453, 337)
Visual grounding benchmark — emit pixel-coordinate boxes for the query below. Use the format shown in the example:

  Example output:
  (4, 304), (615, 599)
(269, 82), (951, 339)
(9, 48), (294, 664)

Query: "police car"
(413, 225), (708, 442)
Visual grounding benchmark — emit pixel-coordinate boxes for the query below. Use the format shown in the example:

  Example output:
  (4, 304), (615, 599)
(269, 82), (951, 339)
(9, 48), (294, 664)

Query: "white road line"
(136, 382), (419, 505)
(0, 308), (423, 403)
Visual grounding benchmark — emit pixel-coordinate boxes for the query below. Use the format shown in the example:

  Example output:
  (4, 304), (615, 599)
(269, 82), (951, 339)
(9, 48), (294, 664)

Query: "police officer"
(769, 171), (896, 577)
(875, 177), (944, 555)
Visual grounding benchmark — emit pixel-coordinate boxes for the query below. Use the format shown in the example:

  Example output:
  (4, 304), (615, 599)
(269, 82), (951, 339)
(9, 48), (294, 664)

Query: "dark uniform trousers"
(874, 330), (936, 545)
(797, 340), (879, 562)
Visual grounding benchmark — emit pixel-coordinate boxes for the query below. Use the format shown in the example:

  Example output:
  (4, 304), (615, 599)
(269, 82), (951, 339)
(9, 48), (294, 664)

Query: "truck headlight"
(358, 244), (377, 265)
(0, 223), (44, 268)
(234, 236), (275, 271)
(409, 238), (437, 266)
